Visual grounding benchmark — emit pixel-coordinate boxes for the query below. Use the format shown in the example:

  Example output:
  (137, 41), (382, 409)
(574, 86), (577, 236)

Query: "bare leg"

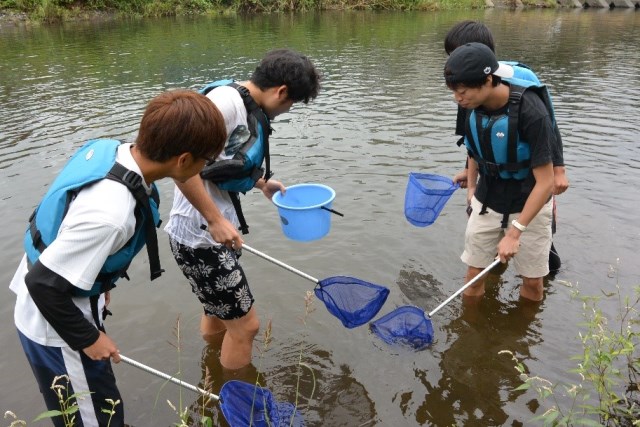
(219, 307), (260, 370)
(221, 361), (261, 384)
(520, 276), (543, 302)
(462, 266), (485, 298)
(461, 293), (482, 321)
(200, 314), (226, 342)
(517, 295), (542, 319)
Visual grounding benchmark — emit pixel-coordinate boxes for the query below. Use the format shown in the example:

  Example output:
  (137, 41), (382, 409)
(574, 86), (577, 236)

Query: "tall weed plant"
(501, 260), (640, 426)
(164, 316), (214, 427)
(248, 290), (316, 426)
(2, 375), (120, 427)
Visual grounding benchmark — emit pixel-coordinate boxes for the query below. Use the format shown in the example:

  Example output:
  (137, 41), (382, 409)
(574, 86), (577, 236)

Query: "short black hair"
(444, 20), (495, 55)
(444, 73), (502, 91)
(250, 49), (321, 104)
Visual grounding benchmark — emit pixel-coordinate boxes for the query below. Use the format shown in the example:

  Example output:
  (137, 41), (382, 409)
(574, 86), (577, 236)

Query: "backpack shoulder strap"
(507, 83), (526, 168)
(106, 162), (164, 281)
(229, 191), (249, 235)
(229, 83), (273, 181)
(464, 109), (477, 156)
(200, 79), (234, 96)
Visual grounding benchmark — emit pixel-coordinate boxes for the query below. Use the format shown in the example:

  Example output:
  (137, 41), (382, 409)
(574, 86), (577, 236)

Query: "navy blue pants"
(18, 330), (124, 427)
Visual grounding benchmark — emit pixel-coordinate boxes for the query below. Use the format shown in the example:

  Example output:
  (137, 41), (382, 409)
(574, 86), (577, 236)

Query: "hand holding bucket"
(404, 173), (460, 227)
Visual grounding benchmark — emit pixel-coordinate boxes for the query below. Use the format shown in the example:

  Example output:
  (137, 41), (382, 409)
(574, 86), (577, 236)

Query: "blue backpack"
(455, 61), (560, 147)
(198, 80), (273, 234)
(502, 61), (561, 143)
(25, 139), (164, 296)
(464, 77), (556, 181)
(199, 80), (272, 194)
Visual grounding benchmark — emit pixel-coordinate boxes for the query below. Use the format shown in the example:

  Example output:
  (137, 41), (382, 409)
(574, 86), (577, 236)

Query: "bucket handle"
(321, 206), (344, 217)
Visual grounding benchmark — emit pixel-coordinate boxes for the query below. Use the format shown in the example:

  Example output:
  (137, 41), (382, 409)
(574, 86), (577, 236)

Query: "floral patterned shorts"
(169, 238), (254, 320)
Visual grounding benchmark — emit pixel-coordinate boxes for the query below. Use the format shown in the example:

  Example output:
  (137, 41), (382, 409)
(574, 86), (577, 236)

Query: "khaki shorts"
(461, 196), (553, 278)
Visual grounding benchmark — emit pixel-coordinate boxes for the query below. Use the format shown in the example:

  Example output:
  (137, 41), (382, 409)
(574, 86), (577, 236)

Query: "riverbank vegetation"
(0, 0), (486, 24)
(502, 262), (640, 426)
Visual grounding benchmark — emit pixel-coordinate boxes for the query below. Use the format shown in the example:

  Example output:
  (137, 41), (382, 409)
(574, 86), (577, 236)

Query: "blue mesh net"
(314, 276), (390, 329)
(404, 173), (459, 227)
(219, 380), (305, 427)
(369, 305), (434, 350)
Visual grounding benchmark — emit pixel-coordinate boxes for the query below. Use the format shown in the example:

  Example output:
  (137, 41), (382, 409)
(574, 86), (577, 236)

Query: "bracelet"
(511, 219), (527, 232)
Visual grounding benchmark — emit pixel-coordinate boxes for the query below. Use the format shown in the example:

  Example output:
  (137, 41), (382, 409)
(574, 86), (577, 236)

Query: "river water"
(1, 9), (639, 426)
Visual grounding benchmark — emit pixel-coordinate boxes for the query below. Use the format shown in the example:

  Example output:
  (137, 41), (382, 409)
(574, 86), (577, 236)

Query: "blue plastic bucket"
(404, 173), (459, 227)
(272, 183), (336, 242)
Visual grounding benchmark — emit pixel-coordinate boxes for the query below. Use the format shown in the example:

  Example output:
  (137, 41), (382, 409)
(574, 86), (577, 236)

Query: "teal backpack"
(198, 80), (273, 234)
(199, 80), (272, 194)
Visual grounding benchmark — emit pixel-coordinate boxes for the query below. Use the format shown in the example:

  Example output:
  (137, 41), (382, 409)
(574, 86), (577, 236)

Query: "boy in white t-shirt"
(164, 49), (321, 372)
(10, 89), (227, 427)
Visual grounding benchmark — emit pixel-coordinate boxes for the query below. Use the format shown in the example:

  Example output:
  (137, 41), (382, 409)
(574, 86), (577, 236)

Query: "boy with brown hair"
(11, 89), (227, 426)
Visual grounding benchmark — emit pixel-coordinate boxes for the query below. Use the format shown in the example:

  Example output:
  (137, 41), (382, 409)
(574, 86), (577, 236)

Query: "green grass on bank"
(0, 0), (487, 23)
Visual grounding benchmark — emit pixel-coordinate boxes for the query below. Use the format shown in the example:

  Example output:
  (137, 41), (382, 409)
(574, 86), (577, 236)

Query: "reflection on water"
(184, 337), (377, 426)
(265, 342), (377, 425)
(377, 265), (545, 425)
(397, 268), (447, 309)
(393, 265), (558, 425)
(1, 9), (639, 427)
(418, 276), (543, 426)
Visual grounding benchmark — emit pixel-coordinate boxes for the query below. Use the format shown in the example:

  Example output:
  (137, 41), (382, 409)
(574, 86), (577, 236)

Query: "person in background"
(164, 48), (321, 372)
(444, 42), (555, 302)
(444, 20), (568, 274)
(10, 89), (227, 427)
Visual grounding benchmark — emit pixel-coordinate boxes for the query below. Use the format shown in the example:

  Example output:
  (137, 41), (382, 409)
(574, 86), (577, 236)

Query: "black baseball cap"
(444, 42), (514, 84)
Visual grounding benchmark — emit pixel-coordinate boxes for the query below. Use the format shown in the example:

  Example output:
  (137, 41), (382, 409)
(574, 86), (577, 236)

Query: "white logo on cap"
(483, 66), (491, 75)
(496, 132), (505, 138)
(85, 149), (94, 160)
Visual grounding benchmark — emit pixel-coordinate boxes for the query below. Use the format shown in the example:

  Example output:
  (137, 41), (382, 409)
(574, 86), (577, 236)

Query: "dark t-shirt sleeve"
(519, 90), (554, 169)
(551, 122), (564, 166)
(455, 105), (467, 137)
(456, 106), (469, 167)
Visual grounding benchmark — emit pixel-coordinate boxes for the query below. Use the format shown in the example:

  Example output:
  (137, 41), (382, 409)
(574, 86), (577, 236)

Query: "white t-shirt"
(164, 85), (248, 249)
(10, 143), (149, 347)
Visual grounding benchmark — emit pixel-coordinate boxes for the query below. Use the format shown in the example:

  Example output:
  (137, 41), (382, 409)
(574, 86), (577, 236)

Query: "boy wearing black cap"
(443, 20), (568, 275)
(444, 42), (555, 302)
